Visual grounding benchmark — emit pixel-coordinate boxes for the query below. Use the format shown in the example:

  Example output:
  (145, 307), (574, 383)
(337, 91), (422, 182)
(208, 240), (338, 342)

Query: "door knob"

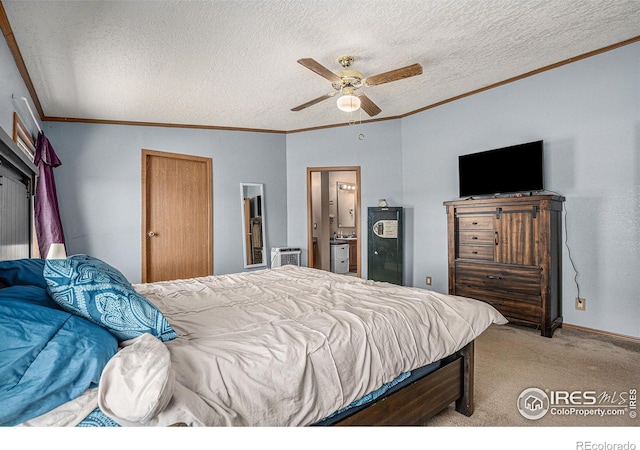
(147, 231), (156, 237)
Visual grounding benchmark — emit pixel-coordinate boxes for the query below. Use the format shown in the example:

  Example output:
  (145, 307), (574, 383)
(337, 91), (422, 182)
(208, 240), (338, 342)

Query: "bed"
(0, 255), (506, 427)
(0, 128), (507, 426)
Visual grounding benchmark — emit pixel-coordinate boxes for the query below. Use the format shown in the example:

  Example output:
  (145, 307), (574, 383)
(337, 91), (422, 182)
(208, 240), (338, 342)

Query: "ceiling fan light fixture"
(293, 56), (422, 117)
(336, 94), (361, 112)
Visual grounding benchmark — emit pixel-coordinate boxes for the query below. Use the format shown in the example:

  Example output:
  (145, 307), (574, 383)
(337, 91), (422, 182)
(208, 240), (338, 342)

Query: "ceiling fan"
(291, 55), (423, 117)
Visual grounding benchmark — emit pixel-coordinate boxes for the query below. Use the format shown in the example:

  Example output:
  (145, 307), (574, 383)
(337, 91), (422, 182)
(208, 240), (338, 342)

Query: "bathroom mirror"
(336, 182), (356, 228)
(240, 183), (266, 268)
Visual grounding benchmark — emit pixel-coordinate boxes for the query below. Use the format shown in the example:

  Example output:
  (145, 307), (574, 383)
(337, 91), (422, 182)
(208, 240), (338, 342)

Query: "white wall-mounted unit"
(271, 247), (301, 268)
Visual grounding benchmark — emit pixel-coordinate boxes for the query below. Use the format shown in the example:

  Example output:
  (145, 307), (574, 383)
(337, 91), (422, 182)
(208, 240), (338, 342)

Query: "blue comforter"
(0, 285), (117, 426)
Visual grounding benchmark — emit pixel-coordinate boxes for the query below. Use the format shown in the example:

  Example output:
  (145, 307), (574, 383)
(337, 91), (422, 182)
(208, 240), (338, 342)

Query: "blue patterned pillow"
(44, 255), (177, 342)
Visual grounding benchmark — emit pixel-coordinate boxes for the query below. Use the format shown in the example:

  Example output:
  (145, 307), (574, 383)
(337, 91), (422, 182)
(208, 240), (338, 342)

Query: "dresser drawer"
(454, 283), (541, 307)
(495, 300), (541, 325)
(457, 215), (493, 230)
(457, 244), (493, 260)
(454, 285), (541, 324)
(455, 262), (541, 296)
(458, 230), (494, 245)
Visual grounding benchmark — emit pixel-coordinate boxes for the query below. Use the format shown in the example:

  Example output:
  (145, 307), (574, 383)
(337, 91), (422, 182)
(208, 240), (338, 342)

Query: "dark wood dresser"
(444, 194), (565, 337)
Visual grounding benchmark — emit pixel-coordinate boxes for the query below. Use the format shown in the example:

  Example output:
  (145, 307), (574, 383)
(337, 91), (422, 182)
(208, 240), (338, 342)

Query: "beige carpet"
(426, 324), (640, 427)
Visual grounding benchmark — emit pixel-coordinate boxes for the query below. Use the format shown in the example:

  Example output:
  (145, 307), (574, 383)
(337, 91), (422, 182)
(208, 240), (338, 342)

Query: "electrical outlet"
(426, 276), (432, 286)
(575, 297), (586, 311)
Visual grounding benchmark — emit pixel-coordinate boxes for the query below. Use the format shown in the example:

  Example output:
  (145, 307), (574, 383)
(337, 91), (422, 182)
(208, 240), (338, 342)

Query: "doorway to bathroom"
(306, 166), (361, 278)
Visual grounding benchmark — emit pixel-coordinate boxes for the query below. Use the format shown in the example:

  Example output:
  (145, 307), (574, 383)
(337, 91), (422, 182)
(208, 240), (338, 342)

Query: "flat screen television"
(458, 140), (544, 197)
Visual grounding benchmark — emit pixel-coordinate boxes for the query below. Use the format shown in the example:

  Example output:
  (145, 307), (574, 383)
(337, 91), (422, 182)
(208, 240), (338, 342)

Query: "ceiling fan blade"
(291, 92), (336, 112)
(358, 94), (382, 117)
(297, 58), (342, 83)
(365, 63), (423, 86)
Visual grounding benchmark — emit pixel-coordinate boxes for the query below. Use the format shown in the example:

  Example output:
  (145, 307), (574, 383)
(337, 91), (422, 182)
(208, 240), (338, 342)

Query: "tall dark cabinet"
(444, 194), (564, 337)
(367, 207), (403, 285)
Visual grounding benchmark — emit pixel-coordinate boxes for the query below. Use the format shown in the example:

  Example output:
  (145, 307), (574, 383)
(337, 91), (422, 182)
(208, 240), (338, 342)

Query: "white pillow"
(98, 333), (175, 426)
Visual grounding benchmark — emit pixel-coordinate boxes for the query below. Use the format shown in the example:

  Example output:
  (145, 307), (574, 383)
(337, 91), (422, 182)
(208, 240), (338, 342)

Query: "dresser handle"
(472, 251), (478, 254)
(472, 221), (478, 225)
(487, 275), (502, 280)
(494, 231), (499, 245)
(471, 236), (478, 240)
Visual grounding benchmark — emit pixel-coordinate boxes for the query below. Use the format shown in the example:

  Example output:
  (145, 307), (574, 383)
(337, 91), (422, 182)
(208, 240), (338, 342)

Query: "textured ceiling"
(3, 0), (640, 133)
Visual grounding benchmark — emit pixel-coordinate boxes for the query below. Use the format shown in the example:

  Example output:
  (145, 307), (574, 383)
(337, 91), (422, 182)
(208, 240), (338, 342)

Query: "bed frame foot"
(455, 340), (474, 416)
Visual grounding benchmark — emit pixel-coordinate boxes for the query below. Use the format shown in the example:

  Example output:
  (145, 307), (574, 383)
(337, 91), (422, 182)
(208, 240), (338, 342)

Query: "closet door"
(142, 150), (212, 282)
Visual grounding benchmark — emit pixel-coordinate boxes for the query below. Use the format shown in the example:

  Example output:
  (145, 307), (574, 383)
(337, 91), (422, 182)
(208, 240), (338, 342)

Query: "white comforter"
(25, 266), (507, 426)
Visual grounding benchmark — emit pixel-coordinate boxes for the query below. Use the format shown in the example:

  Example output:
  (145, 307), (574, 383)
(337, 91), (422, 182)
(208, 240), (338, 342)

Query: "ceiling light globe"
(336, 94), (361, 112)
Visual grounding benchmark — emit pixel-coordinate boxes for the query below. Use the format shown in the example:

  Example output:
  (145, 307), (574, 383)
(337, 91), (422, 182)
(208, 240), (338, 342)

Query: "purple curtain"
(34, 132), (65, 258)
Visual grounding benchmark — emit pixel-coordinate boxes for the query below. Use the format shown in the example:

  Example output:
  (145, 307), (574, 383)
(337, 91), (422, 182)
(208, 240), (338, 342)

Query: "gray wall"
(41, 122), (287, 283)
(286, 120), (404, 280)
(400, 41), (639, 338)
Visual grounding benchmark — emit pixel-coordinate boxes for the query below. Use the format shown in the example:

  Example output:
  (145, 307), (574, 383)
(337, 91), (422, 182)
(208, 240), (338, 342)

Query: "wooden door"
(142, 150), (212, 282)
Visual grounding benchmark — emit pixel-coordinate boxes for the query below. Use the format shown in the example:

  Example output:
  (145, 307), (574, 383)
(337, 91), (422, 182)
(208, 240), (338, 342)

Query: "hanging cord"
(348, 107), (364, 140)
(563, 201), (581, 298)
(547, 190), (580, 298)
